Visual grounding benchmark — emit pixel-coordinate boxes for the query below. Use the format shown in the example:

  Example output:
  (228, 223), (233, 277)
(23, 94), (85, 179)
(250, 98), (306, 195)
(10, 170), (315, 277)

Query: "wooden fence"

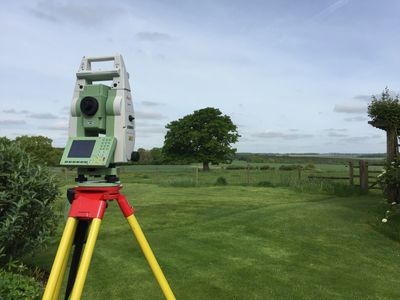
(308, 160), (384, 192)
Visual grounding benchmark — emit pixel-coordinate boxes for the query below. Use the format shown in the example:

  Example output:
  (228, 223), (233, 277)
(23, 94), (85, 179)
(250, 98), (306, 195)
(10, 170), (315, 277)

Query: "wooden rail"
(308, 160), (384, 192)
(308, 176), (349, 180)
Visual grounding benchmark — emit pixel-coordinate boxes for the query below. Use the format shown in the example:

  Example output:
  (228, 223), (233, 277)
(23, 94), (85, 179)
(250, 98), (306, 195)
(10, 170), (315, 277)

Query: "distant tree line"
(0, 136), (62, 166)
(236, 153), (385, 165)
(137, 147), (164, 164)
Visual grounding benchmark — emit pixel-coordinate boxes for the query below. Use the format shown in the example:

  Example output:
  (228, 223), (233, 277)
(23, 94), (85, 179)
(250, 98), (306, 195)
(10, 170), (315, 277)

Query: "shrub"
(225, 165), (257, 170)
(0, 141), (59, 262)
(0, 268), (42, 299)
(215, 177), (228, 186)
(225, 165), (246, 170)
(259, 165), (270, 170)
(279, 164), (301, 171)
(303, 164), (315, 170)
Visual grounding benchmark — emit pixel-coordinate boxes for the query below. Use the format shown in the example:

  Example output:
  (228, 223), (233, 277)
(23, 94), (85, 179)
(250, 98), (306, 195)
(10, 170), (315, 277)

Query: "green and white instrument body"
(63, 54), (135, 167)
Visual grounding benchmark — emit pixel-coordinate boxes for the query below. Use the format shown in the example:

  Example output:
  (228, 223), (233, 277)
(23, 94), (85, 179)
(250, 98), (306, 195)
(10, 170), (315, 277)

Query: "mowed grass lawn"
(31, 183), (400, 299)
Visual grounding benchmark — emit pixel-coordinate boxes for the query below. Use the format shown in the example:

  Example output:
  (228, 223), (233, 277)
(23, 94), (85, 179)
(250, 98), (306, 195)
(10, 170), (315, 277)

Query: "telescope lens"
(80, 97), (99, 116)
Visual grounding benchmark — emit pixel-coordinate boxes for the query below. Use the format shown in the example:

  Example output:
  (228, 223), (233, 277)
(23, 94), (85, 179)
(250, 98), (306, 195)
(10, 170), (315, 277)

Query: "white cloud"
(39, 121), (68, 131)
(333, 104), (366, 114)
(253, 131), (313, 140)
(29, 0), (125, 27)
(344, 116), (367, 122)
(29, 113), (59, 119)
(135, 110), (166, 120)
(136, 32), (173, 42)
(3, 109), (30, 114)
(327, 132), (347, 138)
(0, 120), (26, 125)
(141, 100), (164, 107)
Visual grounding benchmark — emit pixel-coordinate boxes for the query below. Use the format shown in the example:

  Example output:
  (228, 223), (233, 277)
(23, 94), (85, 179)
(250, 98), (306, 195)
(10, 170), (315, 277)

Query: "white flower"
(392, 202), (397, 205)
(386, 210), (390, 213)
(382, 218), (388, 223)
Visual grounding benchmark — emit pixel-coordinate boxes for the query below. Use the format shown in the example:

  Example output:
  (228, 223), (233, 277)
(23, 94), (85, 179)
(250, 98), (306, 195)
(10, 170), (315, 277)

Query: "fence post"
(155, 166), (158, 184)
(297, 167), (301, 180)
(359, 160), (369, 192)
(246, 164), (250, 185)
(348, 161), (354, 186)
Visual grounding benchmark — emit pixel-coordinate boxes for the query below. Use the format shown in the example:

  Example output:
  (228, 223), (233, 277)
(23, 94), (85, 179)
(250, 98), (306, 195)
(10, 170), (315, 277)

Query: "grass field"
(27, 164), (400, 299)
(57, 160), (384, 189)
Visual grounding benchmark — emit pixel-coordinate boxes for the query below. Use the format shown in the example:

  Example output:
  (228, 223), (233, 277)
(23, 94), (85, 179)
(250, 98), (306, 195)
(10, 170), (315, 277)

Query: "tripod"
(42, 184), (175, 300)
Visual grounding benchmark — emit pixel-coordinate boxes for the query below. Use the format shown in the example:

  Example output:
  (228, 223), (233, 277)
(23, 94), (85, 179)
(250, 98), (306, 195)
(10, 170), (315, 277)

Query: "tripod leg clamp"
(117, 194), (135, 217)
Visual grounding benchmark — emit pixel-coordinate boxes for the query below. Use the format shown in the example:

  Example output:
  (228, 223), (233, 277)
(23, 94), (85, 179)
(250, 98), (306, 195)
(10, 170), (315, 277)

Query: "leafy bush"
(0, 268), (42, 299)
(377, 160), (400, 203)
(215, 177), (228, 186)
(0, 141), (59, 262)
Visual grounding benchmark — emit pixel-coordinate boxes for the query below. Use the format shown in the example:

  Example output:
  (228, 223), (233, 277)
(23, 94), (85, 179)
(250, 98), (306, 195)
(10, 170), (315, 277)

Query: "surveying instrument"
(42, 55), (175, 300)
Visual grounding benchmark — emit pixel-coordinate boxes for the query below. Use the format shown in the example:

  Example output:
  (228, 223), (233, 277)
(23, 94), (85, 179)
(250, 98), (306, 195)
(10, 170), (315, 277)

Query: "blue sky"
(0, 0), (398, 153)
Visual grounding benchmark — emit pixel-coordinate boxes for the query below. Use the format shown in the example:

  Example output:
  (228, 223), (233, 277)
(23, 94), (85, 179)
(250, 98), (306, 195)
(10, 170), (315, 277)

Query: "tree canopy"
(368, 87), (400, 129)
(163, 107), (240, 171)
(14, 135), (62, 166)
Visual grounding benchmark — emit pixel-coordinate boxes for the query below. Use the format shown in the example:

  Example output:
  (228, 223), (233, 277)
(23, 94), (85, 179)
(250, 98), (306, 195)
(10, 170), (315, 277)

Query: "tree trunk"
(385, 128), (399, 203)
(359, 160), (369, 193)
(386, 128), (398, 162)
(202, 161), (210, 172)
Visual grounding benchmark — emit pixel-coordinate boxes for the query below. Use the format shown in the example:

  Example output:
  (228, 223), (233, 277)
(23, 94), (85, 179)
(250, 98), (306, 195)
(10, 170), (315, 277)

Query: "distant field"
(30, 180), (399, 299)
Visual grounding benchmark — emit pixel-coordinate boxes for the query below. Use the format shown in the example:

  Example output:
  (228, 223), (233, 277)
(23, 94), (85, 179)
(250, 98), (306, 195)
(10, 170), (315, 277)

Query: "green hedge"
(0, 141), (59, 261)
(0, 269), (41, 299)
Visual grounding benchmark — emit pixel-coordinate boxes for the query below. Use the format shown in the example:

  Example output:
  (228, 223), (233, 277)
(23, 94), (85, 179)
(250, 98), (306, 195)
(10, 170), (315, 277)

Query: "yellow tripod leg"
(43, 217), (78, 300)
(52, 233), (74, 300)
(70, 218), (102, 300)
(126, 215), (176, 300)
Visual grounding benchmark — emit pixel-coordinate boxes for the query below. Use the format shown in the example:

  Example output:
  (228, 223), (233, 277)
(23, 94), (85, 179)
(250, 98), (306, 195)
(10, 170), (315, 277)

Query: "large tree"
(163, 107), (240, 171)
